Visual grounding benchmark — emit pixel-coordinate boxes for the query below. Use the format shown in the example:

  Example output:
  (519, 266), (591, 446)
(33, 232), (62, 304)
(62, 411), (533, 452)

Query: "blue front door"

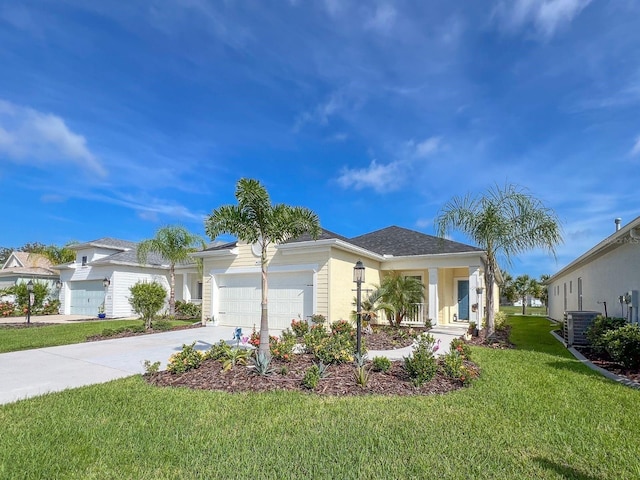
(457, 280), (469, 321)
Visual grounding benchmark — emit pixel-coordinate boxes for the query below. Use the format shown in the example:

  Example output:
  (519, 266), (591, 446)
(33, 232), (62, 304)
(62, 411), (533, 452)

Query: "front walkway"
(368, 324), (468, 360)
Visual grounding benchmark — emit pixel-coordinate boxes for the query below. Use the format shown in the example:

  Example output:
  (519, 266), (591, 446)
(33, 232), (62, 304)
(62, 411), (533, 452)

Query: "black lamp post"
(353, 260), (365, 358)
(26, 280), (34, 325)
(103, 277), (110, 288)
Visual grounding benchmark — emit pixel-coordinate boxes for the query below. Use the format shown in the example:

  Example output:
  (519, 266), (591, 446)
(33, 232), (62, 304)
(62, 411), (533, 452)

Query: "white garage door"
(217, 272), (313, 330)
(70, 280), (105, 316)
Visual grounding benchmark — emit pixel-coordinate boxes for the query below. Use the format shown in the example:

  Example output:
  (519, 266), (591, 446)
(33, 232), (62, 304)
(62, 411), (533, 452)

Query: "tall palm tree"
(137, 226), (205, 316)
(435, 183), (562, 336)
(204, 178), (321, 356)
(513, 274), (537, 315)
(375, 272), (425, 327)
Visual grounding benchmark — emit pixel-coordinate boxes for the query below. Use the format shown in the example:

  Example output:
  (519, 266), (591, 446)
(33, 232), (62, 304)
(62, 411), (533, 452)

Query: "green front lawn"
(500, 305), (548, 316)
(0, 319), (196, 353)
(1, 316), (639, 479)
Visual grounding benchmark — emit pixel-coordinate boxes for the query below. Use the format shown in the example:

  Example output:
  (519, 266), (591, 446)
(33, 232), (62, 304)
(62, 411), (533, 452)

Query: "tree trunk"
(169, 264), (176, 316)
(521, 295), (526, 316)
(484, 265), (495, 337)
(259, 246), (270, 357)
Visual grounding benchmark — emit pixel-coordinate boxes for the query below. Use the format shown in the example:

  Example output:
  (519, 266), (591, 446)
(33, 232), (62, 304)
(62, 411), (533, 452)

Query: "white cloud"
(294, 91), (345, 131)
(631, 136), (640, 156)
(494, 0), (592, 39)
(0, 99), (106, 176)
(410, 136), (442, 158)
(336, 159), (403, 193)
(365, 4), (397, 34)
(323, 0), (344, 17)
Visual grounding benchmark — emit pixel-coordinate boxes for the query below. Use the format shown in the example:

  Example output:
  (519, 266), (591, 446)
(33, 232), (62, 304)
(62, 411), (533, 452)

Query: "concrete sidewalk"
(0, 325), (237, 405)
(367, 324), (467, 360)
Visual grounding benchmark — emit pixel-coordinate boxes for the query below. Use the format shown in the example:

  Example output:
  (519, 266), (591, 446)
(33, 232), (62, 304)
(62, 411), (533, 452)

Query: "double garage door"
(69, 280), (105, 316)
(217, 272), (313, 331)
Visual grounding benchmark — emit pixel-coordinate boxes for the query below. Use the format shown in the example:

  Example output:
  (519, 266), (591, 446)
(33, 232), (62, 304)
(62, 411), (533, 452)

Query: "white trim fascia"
(191, 247), (240, 258)
(382, 250), (485, 262)
(546, 215), (640, 284)
(277, 239), (385, 261)
(210, 263), (320, 276)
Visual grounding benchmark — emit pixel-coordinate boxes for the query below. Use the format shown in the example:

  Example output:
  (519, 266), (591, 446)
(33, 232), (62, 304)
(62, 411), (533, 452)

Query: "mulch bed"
(146, 326), (480, 396)
(147, 354), (478, 396)
(574, 347), (640, 384)
(467, 326), (515, 349)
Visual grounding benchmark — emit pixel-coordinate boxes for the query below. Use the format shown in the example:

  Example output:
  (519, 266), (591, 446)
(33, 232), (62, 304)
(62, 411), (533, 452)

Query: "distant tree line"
(0, 242), (76, 266)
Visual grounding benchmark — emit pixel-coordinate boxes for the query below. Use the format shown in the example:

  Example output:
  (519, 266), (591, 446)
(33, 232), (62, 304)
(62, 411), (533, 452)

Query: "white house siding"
(548, 240), (640, 322)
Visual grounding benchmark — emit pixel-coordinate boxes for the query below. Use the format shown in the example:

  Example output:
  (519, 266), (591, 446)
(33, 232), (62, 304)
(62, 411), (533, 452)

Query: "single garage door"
(217, 272), (313, 330)
(70, 280), (105, 316)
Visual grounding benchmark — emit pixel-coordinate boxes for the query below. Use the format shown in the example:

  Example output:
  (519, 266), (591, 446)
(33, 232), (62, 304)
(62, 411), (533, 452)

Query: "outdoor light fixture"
(103, 277), (110, 288)
(353, 261), (365, 357)
(56, 280), (62, 290)
(26, 280), (34, 325)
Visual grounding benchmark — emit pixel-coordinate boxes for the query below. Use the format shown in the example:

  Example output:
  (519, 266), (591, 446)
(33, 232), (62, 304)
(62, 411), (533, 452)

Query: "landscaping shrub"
(310, 313), (326, 326)
(291, 319), (309, 337)
(302, 365), (320, 389)
(221, 348), (251, 371)
(331, 319), (354, 336)
(167, 342), (203, 374)
(205, 340), (233, 361)
(314, 333), (355, 364)
(586, 316), (627, 353)
(0, 301), (16, 317)
(404, 334), (438, 387)
(442, 350), (464, 379)
(449, 338), (472, 360)
(129, 281), (167, 329)
(269, 332), (296, 361)
(354, 365), (370, 387)
(152, 320), (174, 331)
(494, 311), (508, 331)
(251, 352), (274, 376)
(303, 325), (329, 355)
(8, 281), (51, 311)
(372, 356), (391, 373)
(602, 324), (640, 369)
(174, 301), (201, 319)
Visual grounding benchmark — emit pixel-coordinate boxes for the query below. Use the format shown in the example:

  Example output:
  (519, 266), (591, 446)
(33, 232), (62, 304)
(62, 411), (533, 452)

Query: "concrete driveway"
(0, 325), (238, 405)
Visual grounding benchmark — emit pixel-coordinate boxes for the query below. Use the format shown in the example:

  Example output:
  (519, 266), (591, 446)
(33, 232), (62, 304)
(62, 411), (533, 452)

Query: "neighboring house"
(513, 296), (543, 308)
(0, 252), (60, 296)
(56, 238), (200, 318)
(546, 217), (640, 323)
(193, 226), (499, 331)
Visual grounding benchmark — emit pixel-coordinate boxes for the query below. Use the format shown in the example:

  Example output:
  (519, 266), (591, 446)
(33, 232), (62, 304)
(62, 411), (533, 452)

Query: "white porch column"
(428, 268), (439, 325)
(183, 273), (191, 303)
(469, 266), (481, 325)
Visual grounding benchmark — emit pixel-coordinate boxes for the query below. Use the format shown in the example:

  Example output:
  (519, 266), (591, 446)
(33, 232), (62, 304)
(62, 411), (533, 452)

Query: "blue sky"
(1, 0), (639, 279)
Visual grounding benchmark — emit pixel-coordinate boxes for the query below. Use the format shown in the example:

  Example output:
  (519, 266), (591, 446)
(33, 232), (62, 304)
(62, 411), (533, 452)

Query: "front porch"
(377, 266), (487, 327)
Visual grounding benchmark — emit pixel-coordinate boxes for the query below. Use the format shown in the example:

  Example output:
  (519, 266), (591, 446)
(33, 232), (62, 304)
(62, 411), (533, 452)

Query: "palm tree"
(137, 226), (205, 316)
(435, 183), (562, 336)
(513, 274), (540, 315)
(375, 272), (425, 327)
(538, 274), (551, 312)
(204, 178), (321, 356)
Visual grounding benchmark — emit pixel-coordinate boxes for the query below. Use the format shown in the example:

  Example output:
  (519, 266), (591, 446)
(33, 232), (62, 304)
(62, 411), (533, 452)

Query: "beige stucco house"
(546, 216), (640, 323)
(194, 226), (499, 331)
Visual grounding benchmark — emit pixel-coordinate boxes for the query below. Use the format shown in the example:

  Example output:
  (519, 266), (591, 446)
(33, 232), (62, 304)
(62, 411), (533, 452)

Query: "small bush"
(602, 324), (640, 369)
(221, 348), (251, 372)
(372, 356), (391, 373)
(331, 319), (354, 336)
(354, 365), (370, 387)
(129, 281), (167, 329)
(404, 334), (438, 387)
(167, 342), (203, 374)
(303, 325), (330, 355)
(314, 333), (355, 364)
(442, 350), (464, 378)
(310, 314), (326, 325)
(101, 328), (115, 337)
(494, 311), (508, 331)
(291, 319), (309, 337)
(270, 333), (296, 361)
(302, 365), (321, 390)
(251, 352), (274, 376)
(0, 301), (16, 317)
(586, 316), (627, 352)
(174, 301), (201, 319)
(152, 320), (173, 331)
(205, 340), (232, 361)
(143, 360), (161, 374)
(450, 338), (472, 360)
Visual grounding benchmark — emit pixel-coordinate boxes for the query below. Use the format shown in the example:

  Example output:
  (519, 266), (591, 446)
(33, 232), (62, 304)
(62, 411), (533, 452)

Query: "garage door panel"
(217, 272), (312, 330)
(70, 281), (105, 316)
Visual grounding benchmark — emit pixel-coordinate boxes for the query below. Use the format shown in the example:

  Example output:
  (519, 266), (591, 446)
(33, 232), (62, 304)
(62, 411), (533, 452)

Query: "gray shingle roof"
(70, 237), (137, 251)
(285, 228), (351, 244)
(349, 226), (482, 256)
(74, 237), (192, 267)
